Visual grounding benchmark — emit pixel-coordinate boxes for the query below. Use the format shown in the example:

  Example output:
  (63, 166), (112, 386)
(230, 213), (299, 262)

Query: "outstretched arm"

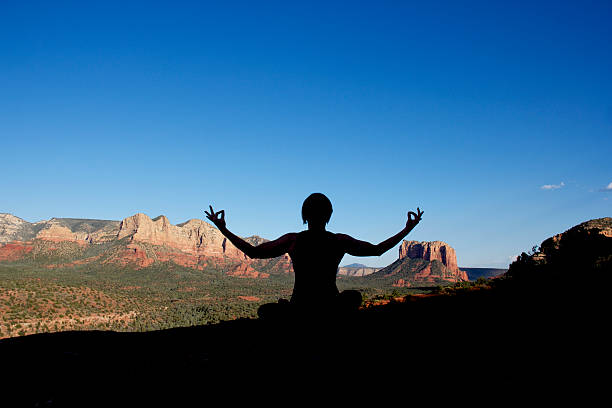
(204, 206), (295, 259)
(338, 208), (424, 257)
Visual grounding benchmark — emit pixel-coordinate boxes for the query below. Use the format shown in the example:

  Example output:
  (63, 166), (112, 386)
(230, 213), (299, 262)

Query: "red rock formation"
(33, 220), (119, 244)
(36, 225), (88, 245)
(105, 244), (154, 269)
(46, 255), (103, 269)
(392, 278), (412, 287)
(237, 296), (261, 301)
(117, 214), (245, 260)
(114, 213), (292, 275)
(0, 242), (34, 261)
(0, 212), (292, 276)
(227, 263), (270, 279)
(274, 254), (294, 275)
(113, 213), (287, 275)
(153, 251), (205, 270)
(399, 240), (468, 281)
(414, 264), (434, 281)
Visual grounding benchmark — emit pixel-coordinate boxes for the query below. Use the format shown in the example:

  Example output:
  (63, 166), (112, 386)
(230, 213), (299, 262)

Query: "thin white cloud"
(599, 181), (612, 192)
(541, 182), (565, 190)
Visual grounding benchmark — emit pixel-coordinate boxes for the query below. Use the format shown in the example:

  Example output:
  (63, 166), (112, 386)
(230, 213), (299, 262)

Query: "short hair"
(301, 193), (333, 225)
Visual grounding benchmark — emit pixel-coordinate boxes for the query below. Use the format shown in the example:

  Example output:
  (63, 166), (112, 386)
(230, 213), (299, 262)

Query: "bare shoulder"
(334, 232), (373, 246)
(275, 232), (298, 243)
(334, 233), (356, 242)
(255, 233), (297, 246)
(333, 233), (362, 253)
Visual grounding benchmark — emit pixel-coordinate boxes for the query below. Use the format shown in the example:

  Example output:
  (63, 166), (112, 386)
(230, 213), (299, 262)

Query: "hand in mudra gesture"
(205, 205), (226, 229)
(406, 207), (424, 230)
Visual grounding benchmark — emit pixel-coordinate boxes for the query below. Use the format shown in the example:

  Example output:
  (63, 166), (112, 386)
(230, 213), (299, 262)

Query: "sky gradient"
(1, 1), (611, 268)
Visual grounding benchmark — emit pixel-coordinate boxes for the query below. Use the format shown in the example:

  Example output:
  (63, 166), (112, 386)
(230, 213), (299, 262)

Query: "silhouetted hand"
(406, 208), (424, 230)
(205, 205), (226, 230)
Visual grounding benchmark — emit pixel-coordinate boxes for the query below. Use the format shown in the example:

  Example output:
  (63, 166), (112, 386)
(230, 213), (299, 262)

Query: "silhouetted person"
(205, 193), (423, 320)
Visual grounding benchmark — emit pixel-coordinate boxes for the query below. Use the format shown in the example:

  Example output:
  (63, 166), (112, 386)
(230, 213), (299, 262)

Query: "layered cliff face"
(0, 214), (120, 244)
(114, 213), (293, 272)
(112, 213), (293, 273)
(399, 240), (467, 281)
(0, 212), (292, 276)
(115, 214), (258, 260)
(0, 214), (31, 243)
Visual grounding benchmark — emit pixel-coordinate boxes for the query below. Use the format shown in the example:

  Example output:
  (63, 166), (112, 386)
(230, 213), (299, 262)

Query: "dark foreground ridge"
(2, 282), (607, 406)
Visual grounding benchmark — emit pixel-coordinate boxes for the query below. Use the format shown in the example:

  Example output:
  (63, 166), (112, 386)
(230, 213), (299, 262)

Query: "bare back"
(287, 230), (346, 304)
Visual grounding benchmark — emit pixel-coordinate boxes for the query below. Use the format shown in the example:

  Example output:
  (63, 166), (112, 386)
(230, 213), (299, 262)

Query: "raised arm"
(204, 206), (295, 259)
(338, 208), (424, 257)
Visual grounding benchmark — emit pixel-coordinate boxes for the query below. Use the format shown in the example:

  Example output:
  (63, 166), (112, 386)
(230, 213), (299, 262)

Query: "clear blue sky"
(1, 1), (610, 268)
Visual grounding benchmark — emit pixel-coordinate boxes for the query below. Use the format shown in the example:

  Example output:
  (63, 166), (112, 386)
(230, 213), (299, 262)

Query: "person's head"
(301, 193), (333, 227)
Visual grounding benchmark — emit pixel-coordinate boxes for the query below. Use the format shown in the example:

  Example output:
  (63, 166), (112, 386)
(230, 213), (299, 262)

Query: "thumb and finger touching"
(205, 205), (223, 222)
(407, 208), (424, 224)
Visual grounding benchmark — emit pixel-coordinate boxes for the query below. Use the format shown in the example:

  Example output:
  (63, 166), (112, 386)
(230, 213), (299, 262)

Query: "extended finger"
(209, 205), (215, 215)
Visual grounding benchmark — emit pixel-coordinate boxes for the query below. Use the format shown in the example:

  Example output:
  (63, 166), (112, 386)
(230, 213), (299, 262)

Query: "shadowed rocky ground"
(2, 280), (606, 407)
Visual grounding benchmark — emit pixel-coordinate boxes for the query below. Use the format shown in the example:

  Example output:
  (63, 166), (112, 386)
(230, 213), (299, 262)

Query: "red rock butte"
(399, 240), (468, 281)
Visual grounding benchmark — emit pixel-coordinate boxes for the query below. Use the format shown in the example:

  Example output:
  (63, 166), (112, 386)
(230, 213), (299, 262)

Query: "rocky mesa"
(399, 240), (468, 281)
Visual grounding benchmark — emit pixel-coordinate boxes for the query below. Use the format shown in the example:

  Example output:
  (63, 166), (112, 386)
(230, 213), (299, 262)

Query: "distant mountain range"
(0, 214), (120, 244)
(341, 263), (369, 268)
(0, 212), (290, 277)
(337, 264), (383, 277)
(1, 212), (470, 285)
